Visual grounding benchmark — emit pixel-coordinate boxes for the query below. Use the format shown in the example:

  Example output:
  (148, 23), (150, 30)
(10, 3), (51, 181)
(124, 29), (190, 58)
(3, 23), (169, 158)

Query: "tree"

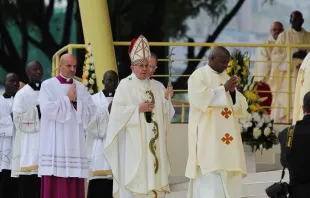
(108, 0), (273, 89)
(0, 0), (76, 82)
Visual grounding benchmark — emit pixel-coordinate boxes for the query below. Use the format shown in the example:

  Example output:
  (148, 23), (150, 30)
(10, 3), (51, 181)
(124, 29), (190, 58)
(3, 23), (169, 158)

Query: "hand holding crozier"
(224, 75), (238, 92)
(165, 86), (174, 99)
(67, 83), (77, 102)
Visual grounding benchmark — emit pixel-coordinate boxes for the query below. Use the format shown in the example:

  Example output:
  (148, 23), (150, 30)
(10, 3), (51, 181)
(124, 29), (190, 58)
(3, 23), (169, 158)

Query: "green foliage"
(164, 0), (228, 38)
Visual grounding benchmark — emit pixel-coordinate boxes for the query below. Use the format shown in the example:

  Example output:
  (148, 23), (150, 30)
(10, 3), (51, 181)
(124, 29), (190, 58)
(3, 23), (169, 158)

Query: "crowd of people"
(254, 10), (310, 123)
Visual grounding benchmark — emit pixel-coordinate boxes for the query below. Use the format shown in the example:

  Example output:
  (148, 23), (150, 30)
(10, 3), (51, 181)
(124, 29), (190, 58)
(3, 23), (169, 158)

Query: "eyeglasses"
(149, 66), (157, 69)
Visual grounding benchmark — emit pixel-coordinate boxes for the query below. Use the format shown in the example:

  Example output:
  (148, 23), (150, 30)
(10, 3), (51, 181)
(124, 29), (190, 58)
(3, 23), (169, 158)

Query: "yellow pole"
(286, 47), (292, 123)
(78, 0), (117, 91)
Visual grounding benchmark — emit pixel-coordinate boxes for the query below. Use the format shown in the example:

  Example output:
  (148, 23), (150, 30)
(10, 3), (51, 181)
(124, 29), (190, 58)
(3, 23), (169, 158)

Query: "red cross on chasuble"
(221, 107), (232, 119)
(23, 122), (33, 126)
(221, 133), (234, 145)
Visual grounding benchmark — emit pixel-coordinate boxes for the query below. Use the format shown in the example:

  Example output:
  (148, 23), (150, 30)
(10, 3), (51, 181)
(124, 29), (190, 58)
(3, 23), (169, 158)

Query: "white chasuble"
(86, 91), (112, 180)
(0, 96), (15, 171)
(293, 52), (310, 124)
(186, 65), (248, 198)
(270, 28), (310, 123)
(104, 73), (171, 197)
(38, 77), (96, 178)
(11, 84), (40, 177)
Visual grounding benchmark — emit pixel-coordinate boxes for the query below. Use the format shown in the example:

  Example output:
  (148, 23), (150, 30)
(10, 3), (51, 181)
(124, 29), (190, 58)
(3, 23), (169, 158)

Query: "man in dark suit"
(279, 91), (310, 198)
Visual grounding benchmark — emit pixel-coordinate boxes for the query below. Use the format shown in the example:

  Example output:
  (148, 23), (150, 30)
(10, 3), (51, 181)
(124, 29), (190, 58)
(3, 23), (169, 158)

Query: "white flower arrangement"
(82, 43), (98, 94)
(239, 112), (279, 152)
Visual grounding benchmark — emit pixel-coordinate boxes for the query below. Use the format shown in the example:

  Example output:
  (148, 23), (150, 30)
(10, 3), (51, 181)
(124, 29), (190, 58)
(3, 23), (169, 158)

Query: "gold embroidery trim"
(146, 90), (159, 174)
(91, 170), (112, 176)
(20, 165), (38, 172)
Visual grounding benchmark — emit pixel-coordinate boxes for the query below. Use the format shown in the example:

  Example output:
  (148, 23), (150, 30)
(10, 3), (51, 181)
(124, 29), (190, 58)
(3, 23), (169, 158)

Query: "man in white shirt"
(0, 73), (20, 198)
(12, 61), (43, 198)
(86, 70), (119, 198)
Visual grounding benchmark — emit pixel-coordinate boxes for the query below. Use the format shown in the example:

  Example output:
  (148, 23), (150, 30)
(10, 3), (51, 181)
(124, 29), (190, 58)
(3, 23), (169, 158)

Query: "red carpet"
(256, 82), (272, 115)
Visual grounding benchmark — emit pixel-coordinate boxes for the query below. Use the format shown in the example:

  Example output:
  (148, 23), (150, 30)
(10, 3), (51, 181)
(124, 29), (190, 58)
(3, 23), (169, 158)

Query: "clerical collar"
(102, 89), (115, 97)
(207, 64), (221, 74)
(292, 27), (304, 33)
(268, 35), (276, 42)
(56, 74), (73, 84)
(28, 82), (42, 91)
(3, 93), (13, 98)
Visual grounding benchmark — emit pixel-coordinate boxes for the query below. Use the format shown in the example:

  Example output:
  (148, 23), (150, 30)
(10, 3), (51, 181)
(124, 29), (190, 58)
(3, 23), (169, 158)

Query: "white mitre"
(128, 35), (151, 65)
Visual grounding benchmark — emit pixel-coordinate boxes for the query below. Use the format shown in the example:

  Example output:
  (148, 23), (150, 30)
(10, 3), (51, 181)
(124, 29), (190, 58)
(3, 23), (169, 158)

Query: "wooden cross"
(23, 122), (33, 126)
(221, 133), (234, 145)
(221, 107), (232, 119)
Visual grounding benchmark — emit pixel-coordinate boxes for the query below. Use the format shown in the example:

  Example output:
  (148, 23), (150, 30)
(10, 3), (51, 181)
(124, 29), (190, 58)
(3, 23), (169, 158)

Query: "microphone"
(144, 101), (153, 123)
(145, 112), (152, 123)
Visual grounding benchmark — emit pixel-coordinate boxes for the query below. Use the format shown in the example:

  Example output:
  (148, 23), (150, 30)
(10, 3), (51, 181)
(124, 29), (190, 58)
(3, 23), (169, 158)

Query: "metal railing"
(52, 42), (310, 124)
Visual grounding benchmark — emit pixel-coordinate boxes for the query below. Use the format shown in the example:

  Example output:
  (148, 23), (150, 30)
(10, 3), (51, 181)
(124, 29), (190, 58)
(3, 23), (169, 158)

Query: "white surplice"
(186, 65), (248, 198)
(86, 91), (112, 180)
(11, 84), (40, 177)
(0, 96), (15, 171)
(151, 79), (175, 120)
(38, 77), (96, 178)
(104, 73), (171, 198)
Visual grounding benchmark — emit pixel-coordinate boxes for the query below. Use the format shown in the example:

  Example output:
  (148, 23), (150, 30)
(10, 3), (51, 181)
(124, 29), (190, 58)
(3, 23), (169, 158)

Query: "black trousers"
(87, 179), (113, 198)
(18, 174), (41, 198)
(0, 169), (18, 198)
(289, 183), (310, 198)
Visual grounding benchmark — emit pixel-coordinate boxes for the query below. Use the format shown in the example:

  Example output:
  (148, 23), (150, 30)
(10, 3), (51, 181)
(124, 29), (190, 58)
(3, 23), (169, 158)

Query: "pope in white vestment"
(104, 35), (171, 198)
(186, 47), (248, 198)
(270, 11), (310, 123)
(293, 52), (310, 124)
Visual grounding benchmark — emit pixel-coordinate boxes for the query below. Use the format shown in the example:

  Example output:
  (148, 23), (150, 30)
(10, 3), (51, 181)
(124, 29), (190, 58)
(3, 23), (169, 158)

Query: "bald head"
(103, 70), (119, 92)
(208, 47), (231, 73)
(270, 21), (284, 40)
(4, 73), (19, 96)
(59, 54), (77, 78)
(26, 61), (43, 82)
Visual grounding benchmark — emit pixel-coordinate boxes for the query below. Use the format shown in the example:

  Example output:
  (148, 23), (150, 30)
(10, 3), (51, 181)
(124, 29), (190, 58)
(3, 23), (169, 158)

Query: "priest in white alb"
(186, 46), (248, 198)
(86, 70), (119, 198)
(38, 54), (96, 198)
(270, 11), (310, 123)
(254, 21), (283, 83)
(104, 35), (171, 198)
(293, 52), (310, 124)
(253, 22), (283, 115)
(12, 61), (43, 198)
(0, 73), (20, 198)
